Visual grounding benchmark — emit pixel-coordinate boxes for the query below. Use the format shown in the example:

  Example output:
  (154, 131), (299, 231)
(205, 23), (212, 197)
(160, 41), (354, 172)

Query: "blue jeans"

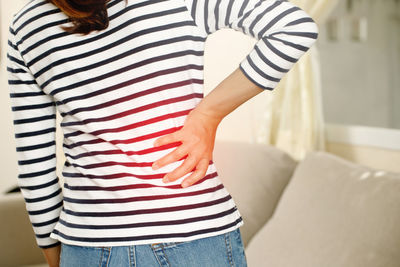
(59, 228), (247, 267)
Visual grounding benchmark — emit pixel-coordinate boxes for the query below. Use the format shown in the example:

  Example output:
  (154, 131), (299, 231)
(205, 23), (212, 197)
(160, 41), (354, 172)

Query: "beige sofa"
(1, 141), (400, 267)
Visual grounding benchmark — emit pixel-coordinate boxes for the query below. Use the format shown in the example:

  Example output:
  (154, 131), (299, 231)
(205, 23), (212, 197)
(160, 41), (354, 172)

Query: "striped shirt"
(7, 0), (318, 248)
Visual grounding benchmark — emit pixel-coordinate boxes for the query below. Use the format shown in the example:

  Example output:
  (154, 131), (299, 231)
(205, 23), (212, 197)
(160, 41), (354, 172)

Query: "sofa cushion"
(0, 193), (46, 266)
(213, 140), (297, 247)
(245, 151), (400, 267)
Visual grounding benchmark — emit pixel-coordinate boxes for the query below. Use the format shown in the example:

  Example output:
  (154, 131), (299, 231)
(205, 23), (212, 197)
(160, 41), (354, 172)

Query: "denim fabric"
(59, 228), (247, 267)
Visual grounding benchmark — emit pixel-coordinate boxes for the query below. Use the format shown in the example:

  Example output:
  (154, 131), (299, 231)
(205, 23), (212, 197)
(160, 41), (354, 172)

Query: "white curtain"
(252, 0), (342, 161)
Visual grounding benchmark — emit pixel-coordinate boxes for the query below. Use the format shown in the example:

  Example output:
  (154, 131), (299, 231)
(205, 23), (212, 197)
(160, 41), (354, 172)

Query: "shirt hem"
(50, 218), (244, 247)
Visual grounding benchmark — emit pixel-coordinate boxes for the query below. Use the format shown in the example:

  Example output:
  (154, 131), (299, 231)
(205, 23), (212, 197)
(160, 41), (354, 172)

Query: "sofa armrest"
(0, 193), (46, 266)
(213, 140), (298, 247)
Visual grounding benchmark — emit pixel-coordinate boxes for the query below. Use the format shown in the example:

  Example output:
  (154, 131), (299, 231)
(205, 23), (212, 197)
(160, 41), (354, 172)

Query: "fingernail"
(162, 176), (169, 183)
(181, 182), (189, 188)
(152, 163), (158, 170)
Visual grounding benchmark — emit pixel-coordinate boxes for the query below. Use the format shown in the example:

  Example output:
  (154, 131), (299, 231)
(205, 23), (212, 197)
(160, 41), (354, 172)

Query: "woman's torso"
(11, 0), (242, 246)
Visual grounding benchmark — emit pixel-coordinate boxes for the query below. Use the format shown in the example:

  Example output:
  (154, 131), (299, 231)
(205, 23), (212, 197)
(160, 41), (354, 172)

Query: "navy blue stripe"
(7, 39), (18, 51)
(18, 19), (69, 49)
(285, 17), (315, 27)
(36, 232), (51, 239)
(268, 35), (309, 51)
(22, 31), (68, 56)
(254, 45), (289, 73)
(12, 102), (54, 112)
(68, 160), (152, 170)
(8, 80), (36, 85)
(58, 207), (238, 230)
(19, 167), (56, 179)
(14, 114), (56, 125)
(61, 171), (217, 183)
(12, 0), (48, 24)
(62, 139), (104, 150)
(109, 0), (165, 20)
(214, 0), (222, 31)
(263, 38), (297, 62)
(39, 242), (61, 249)
(62, 172), (215, 189)
(191, 0), (197, 26)
(28, 201), (63, 215)
(246, 54), (281, 82)
(204, 0), (210, 33)
(66, 140), (178, 163)
(239, 65), (272, 90)
(225, 0), (234, 26)
(258, 6), (299, 38)
(15, 9), (62, 35)
(20, 177), (59, 190)
(19, 153), (56, 166)
(32, 217), (59, 227)
(25, 188), (62, 203)
(6, 54), (25, 67)
(249, 1), (282, 38)
(237, 0), (249, 19)
(63, 195), (231, 217)
(17, 140), (56, 152)
(237, 0), (263, 30)
(10, 91), (46, 98)
(107, 0), (126, 9)
(272, 31), (319, 39)
(52, 218), (243, 243)
(63, 108), (190, 139)
(64, 184), (224, 204)
(15, 127), (55, 139)
(7, 67), (26, 74)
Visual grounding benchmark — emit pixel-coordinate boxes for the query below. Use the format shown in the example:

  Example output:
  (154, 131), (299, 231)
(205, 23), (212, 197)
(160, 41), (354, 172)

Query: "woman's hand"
(152, 67), (264, 188)
(152, 108), (222, 188)
(42, 244), (61, 267)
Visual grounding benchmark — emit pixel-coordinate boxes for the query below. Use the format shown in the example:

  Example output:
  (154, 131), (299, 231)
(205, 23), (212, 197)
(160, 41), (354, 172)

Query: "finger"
(163, 155), (198, 183)
(181, 158), (209, 188)
(152, 145), (187, 170)
(154, 131), (180, 147)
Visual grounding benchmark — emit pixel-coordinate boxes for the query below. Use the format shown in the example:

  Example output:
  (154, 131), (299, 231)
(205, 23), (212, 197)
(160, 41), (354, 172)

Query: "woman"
(7, 0), (318, 266)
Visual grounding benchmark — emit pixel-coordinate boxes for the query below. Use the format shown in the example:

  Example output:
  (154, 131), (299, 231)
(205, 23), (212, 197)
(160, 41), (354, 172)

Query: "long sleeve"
(7, 25), (63, 249)
(186, 0), (319, 90)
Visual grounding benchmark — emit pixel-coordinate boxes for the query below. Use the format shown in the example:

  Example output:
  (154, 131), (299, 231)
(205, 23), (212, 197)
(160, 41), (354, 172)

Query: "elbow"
(299, 18), (319, 50)
(293, 9), (320, 49)
(310, 18), (319, 42)
(306, 15), (319, 47)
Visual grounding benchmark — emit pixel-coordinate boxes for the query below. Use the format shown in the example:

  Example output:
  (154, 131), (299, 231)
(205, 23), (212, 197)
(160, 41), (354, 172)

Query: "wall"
(327, 141), (400, 173)
(318, 0), (400, 129)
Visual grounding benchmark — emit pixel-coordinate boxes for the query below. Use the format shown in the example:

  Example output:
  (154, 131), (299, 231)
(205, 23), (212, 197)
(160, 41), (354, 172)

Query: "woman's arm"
(7, 24), (63, 250)
(152, 0), (319, 187)
(152, 67), (263, 187)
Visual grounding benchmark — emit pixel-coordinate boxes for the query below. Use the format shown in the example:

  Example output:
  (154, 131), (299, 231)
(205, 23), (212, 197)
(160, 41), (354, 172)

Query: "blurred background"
(0, 0), (399, 195)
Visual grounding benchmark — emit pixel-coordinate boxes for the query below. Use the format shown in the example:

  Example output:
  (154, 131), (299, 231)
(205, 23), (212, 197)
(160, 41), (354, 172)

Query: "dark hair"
(47, 0), (118, 34)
